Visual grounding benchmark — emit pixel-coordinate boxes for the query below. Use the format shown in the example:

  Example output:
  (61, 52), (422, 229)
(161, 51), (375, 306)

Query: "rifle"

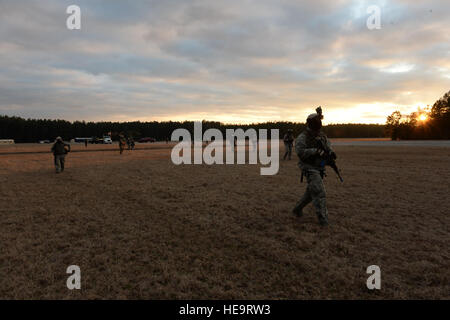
(316, 137), (344, 183)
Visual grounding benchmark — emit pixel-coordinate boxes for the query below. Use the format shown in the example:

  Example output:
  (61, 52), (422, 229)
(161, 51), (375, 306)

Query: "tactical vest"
(302, 130), (326, 149)
(301, 130), (327, 168)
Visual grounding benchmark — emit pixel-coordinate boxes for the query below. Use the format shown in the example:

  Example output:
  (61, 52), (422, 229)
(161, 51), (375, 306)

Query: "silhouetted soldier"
(292, 107), (336, 226)
(127, 137), (135, 150)
(283, 129), (294, 160)
(119, 134), (126, 154)
(51, 136), (70, 173)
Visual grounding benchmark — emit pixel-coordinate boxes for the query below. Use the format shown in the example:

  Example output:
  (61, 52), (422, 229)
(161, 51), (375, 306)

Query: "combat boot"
(292, 192), (312, 217)
(292, 206), (303, 217)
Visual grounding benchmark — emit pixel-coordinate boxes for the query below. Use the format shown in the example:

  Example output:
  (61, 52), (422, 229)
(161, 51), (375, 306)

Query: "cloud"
(0, 0), (449, 123)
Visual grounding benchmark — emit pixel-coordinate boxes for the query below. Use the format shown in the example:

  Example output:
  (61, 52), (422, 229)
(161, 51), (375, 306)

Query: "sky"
(0, 0), (449, 124)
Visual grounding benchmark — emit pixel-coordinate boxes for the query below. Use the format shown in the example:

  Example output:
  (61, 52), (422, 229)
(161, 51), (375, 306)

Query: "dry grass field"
(0, 142), (449, 299)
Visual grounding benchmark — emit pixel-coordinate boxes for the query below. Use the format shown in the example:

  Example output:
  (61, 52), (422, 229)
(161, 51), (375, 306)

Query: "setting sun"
(419, 114), (428, 121)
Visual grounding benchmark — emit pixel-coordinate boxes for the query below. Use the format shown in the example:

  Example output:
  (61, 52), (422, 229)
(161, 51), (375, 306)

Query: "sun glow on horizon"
(124, 102), (429, 125)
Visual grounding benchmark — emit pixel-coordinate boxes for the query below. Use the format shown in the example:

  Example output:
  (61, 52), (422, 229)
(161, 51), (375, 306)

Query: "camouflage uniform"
(293, 127), (333, 225)
(119, 136), (126, 154)
(283, 132), (294, 160)
(51, 139), (70, 173)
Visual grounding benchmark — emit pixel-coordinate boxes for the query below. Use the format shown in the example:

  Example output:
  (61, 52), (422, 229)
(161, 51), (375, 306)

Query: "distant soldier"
(119, 134), (126, 154)
(127, 137), (135, 150)
(51, 136), (70, 173)
(292, 107), (337, 226)
(283, 129), (295, 160)
(84, 139), (88, 148)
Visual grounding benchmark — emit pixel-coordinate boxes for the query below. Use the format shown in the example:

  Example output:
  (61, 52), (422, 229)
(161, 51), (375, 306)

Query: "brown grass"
(0, 144), (449, 299)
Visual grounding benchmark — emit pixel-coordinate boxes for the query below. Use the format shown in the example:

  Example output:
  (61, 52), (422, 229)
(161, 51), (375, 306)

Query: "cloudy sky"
(0, 0), (449, 124)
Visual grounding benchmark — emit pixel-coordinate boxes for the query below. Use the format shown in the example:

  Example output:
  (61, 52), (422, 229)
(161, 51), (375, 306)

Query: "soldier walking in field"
(51, 136), (71, 173)
(119, 134), (126, 154)
(283, 129), (295, 160)
(127, 137), (135, 150)
(292, 107), (337, 226)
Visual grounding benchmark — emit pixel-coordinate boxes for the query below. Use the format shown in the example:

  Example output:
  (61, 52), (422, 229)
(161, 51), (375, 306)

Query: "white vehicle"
(103, 136), (112, 144)
(0, 139), (15, 144)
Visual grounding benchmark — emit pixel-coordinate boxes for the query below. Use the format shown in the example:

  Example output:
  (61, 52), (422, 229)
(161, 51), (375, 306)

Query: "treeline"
(0, 116), (386, 143)
(386, 90), (450, 140)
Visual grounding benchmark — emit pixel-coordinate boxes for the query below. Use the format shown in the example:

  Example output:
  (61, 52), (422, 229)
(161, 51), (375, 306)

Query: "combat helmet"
(307, 107), (324, 131)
